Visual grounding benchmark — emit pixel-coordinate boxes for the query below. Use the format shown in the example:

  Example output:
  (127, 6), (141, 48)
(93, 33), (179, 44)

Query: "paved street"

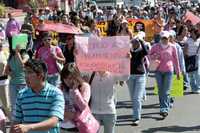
(102, 75), (200, 133)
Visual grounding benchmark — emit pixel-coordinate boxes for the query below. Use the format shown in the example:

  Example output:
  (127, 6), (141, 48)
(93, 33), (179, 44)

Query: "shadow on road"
(116, 115), (133, 126)
(116, 101), (132, 109)
(142, 103), (160, 109)
(142, 125), (200, 133)
(141, 112), (164, 121)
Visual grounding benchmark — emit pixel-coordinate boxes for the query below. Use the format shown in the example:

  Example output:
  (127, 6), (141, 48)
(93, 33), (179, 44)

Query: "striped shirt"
(14, 82), (64, 133)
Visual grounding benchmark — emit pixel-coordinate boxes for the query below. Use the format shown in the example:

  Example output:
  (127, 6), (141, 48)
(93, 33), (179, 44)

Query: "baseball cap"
(160, 31), (170, 38)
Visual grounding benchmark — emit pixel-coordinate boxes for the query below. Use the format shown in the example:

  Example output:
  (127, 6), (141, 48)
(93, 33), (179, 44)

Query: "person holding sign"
(89, 71), (128, 133)
(4, 45), (29, 118)
(127, 38), (148, 126)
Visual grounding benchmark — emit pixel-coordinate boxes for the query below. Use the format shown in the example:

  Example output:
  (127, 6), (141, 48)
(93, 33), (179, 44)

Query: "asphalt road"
(105, 75), (200, 133)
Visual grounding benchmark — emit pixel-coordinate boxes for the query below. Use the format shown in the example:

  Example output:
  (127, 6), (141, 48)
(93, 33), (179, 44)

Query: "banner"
(154, 75), (184, 97)
(75, 36), (130, 75)
(184, 11), (200, 25)
(127, 19), (155, 42)
(96, 21), (108, 37)
(96, 19), (155, 42)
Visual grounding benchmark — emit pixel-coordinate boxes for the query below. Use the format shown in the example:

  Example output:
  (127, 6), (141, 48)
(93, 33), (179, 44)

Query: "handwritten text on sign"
(75, 36), (130, 75)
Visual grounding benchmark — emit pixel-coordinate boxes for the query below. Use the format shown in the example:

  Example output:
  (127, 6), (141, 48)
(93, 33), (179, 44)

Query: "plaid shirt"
(63, 89), (76, 112)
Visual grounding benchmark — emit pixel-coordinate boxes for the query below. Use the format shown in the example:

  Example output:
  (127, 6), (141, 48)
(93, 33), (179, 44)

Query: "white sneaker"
(132, 119), (140, 126)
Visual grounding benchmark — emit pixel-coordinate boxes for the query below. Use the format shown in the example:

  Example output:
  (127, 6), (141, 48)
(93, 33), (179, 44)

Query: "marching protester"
(117, 19), (133, 39)
(153, 12), (165, 43)
(4, 46), (29, 118)
(184, 27), (200, 94)
(176, 25), (190, 90)
(5, 13), (21, 52)
(63, 35), (76, 64)
(10, 59), (65, 133)
(149, 31), (181, 118)
(60, 63), (100, 133)
(89, 71), (128, 132)
(127, 38), (148, 125)
(36, 32), (65, 87)
(169, 30), (186, 77)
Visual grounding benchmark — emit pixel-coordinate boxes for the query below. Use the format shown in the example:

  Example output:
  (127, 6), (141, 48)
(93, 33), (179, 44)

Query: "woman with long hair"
(60, 63), (91, 133)
(4, 46), (29, 117)
(117, 19), (133, 39)
(36, 32), (65, 87)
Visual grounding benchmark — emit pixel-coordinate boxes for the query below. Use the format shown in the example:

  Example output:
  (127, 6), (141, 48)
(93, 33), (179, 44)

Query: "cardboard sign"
(12, 33), (28, 50)
(75, 36), (130, 75)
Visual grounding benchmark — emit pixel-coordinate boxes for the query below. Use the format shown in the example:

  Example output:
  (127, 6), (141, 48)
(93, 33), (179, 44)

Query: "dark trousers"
(7, 36), (12, 52)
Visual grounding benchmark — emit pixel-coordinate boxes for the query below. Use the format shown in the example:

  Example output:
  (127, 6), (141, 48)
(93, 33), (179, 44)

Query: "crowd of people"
(0, 1), (200, 133)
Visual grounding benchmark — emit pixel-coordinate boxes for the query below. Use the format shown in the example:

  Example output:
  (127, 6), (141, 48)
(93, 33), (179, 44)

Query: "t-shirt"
(186, 38), (200, 56)
(37, 46), (62, 75)
(14, 82), (65, 133)
(8, 53), (29, 85)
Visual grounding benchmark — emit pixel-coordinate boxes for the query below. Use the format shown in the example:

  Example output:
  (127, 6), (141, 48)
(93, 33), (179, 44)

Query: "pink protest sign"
(184, 11), (200, 25)
(75, 36), (130, 75)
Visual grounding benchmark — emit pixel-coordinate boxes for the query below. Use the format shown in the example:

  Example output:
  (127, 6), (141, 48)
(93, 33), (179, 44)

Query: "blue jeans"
(47, 73), (60, 88)
(188, 70), (200, 92)
(127, 74), (146, 120)
(183, 73), (190, 89)
(9, 84), (26, 119)
(155, 71), (173, 113)
(93, 114), (116, 133)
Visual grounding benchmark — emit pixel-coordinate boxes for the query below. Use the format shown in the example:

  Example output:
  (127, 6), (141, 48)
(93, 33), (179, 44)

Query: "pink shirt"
(37, 46), (62, 75)
(71, 82), (91, 111)
(149, 43), (181, 75)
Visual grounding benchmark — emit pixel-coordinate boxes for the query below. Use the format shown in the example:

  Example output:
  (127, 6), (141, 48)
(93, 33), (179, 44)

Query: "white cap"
(160, 31), (170, 38)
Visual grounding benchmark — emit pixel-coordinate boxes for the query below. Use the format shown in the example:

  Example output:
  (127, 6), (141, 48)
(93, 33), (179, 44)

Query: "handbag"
(72, 89), (100, 133)
(185, 43), (200, 72)
(56, 61), (63, 72)
(74, 106), (100, 133)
